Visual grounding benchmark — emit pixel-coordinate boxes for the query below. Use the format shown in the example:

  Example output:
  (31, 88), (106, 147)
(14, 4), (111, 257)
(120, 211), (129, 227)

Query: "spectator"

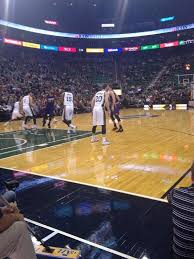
(0, 181), (17, 207)
(168, 162), (194, 259)
(0, 195), (37, 259)
(0, 190), (16, 207)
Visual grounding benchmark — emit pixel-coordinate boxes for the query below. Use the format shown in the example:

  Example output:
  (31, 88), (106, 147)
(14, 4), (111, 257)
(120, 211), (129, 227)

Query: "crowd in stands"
(121, 48), (192, 107)
(0, 48), (108, 116)
(0, 44), (192, 118)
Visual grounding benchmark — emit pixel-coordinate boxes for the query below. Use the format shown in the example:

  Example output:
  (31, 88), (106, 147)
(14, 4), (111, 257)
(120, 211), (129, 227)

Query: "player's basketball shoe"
(112, 126), (118, 131)
(70, 124), (77, 133)
(102, 138), (110, 145)
(70, 124), (76, 129)
(116, 128), (123, 133)
(32, 125), (38, 129)
(22, 122), (29, 130)
(91, 136), (99, 143)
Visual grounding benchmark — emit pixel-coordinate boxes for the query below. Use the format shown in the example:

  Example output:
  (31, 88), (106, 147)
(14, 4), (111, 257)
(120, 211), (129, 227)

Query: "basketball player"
(42, 90), (55, 128)
(4, 97), (23, 126)
(21, 91), (37, 129)
(12, 97), (23, 120)
(62, 87), (76, 134)
(91, 85), (110, 145)
(108, 85), (123, 132)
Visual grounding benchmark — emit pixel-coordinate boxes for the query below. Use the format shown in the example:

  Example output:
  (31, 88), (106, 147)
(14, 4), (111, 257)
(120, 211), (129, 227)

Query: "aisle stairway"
(148, 65), (168, 89)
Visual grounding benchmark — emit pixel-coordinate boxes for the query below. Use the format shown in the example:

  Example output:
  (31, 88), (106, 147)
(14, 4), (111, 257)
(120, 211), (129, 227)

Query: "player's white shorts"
(12, 111), (23, 120)
(23, 106), (33, 117)
(63, 106), (74, 121)
(93, 106), (105, 126)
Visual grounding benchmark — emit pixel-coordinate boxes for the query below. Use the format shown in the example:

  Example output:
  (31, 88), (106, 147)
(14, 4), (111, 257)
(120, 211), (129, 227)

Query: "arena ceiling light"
(44, 20), (58, 25)
(0, 19), (194, 39)
(101, 23), (115, 28)
(160, 16), (175, 22)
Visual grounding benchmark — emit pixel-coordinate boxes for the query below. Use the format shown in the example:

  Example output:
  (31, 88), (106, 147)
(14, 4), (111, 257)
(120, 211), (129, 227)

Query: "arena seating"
(0, 44), (192, 118)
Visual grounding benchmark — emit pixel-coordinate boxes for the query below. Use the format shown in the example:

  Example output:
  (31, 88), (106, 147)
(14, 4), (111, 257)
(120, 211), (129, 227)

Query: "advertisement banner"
(160, 41), (179, 48)
(59, 47), (77, 52)
(153, 104), (166, 110)
(179, 39), (194, 45)
(22, 41), (40, 49)
(123, 46), (140, 52)
(141, 44), (160, 51)
(86, 48), (104, 53)
(104, 48), (122, 53)
(4, 38), (22, 46)
(176, 104), (187, 110)
(40, 44), (58, 51)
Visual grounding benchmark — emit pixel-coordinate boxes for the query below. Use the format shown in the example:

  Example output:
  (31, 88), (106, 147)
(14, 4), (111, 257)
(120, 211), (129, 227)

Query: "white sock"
(102, 137), (107, 142)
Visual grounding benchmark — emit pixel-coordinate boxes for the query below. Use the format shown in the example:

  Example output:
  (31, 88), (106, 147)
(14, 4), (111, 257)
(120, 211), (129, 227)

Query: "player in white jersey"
(62, 87), (76, 134)
(12, 98), (23, 120)
(91, 85), (110, 145)
(3, 97), (23, 126)
(21, 91), (37, 129)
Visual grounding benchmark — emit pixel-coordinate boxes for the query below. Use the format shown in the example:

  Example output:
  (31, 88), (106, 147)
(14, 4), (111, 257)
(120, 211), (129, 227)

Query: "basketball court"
(0, 108), (193, 258)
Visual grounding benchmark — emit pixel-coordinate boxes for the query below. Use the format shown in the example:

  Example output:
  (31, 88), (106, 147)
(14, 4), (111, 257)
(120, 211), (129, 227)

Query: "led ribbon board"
(0, 19), (194, 39)
(2, 36), (194, 53)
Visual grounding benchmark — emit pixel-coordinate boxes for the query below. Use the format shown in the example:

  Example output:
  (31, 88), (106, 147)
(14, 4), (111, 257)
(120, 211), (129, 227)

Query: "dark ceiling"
(0, 0), (194, 34)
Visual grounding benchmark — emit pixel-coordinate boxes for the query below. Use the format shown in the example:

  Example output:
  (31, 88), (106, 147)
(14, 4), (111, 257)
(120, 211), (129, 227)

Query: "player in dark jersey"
(108, 85), (123, 132)
(42, 91), (55, 128)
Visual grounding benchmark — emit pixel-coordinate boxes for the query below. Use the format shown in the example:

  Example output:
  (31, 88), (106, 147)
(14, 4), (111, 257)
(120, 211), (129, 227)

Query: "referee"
(168, 162), (194, 259)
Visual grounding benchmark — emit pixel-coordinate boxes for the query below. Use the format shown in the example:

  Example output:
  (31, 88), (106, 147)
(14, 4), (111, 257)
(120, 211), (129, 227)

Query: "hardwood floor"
(0, 109), (193, 198)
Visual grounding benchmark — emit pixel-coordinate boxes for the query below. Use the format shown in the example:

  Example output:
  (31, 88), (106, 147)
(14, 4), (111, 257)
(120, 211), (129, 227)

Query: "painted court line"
(42, 231), (58, 242)
(0, 132), (91, 156)
(0, 138), (27, 151)
(144, 125), (194, 137)
(0, 166), (167, 203)
(25, 218), (136, 259)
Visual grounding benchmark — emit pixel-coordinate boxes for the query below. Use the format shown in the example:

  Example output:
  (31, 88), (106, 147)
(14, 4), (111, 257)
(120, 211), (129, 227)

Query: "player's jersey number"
(96, 95), (103, 103)
(66, 96), (73, 102)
